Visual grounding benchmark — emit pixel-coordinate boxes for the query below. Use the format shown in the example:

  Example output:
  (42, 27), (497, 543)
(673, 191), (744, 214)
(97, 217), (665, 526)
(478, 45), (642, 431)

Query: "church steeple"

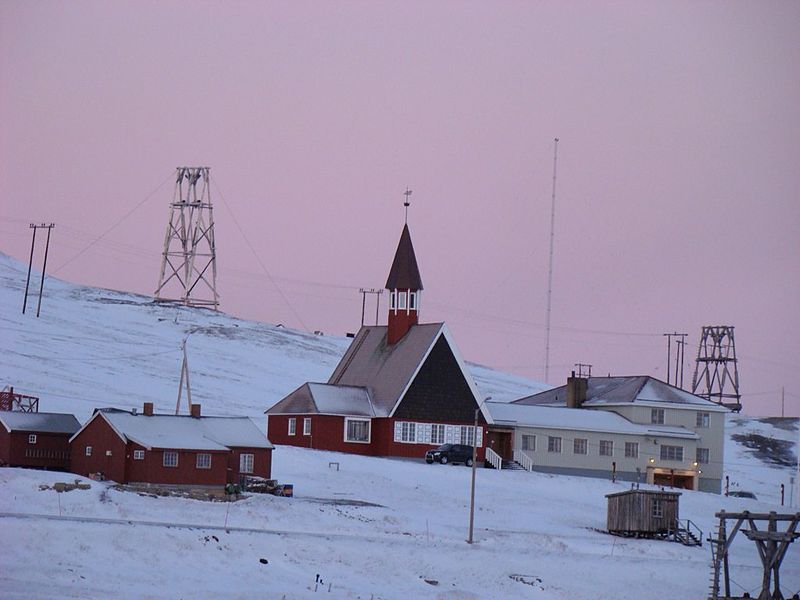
(385, 223), (423, 344)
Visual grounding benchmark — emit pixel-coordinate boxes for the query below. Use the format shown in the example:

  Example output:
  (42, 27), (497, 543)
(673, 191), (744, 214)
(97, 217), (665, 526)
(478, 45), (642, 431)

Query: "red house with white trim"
(70, 403), (272, 487)
(267, 223), (489, 460)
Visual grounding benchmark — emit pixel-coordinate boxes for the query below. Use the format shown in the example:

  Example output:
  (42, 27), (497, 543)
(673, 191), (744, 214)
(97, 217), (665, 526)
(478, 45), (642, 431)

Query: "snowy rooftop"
(88, 410), (273, 451)
(485, 402), (699, 439)
(515, 376), (727, 410)
(267, 383), (375, 417)
(328, 323), (445, 416)
(0, 411), (81, 434)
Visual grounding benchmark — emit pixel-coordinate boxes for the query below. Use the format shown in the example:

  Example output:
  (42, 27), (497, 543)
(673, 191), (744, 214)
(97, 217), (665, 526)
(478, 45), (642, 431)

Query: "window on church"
(409, 292), (417, 310)
(398, 292), (407, 310)
(390, 291), (397, 310)
(431, 424), (445, 445)
(345, 418), (370, 443)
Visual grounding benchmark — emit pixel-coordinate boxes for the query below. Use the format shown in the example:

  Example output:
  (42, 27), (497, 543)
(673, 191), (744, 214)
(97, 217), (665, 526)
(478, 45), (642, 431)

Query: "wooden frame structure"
(154, 167), (219, 310)
(0, 387), (39, 413)
(708, 510), (800, 600)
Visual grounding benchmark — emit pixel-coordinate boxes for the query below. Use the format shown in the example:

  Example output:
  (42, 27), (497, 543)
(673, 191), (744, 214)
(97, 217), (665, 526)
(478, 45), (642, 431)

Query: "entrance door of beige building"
(649, 468), (696, 491)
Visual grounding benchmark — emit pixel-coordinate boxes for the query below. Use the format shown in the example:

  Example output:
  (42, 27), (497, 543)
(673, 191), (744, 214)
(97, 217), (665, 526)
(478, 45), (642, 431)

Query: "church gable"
(392, 335), (479, 422)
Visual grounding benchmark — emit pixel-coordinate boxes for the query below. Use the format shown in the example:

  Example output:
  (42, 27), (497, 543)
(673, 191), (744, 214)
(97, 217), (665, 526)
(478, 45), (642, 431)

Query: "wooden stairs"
(671, 519), (703, 547)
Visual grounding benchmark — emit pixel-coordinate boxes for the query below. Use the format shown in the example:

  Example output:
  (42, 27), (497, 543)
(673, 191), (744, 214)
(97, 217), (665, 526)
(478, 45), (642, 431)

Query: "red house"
(267, 223), (489, 460)
(70, 403), (272, 487)
(0, 411), (80, 471)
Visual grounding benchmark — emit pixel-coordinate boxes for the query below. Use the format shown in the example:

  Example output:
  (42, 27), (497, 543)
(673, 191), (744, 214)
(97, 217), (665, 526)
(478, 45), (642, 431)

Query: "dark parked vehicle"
(728, 491), (758, 500)
(425, 444), (474, 466)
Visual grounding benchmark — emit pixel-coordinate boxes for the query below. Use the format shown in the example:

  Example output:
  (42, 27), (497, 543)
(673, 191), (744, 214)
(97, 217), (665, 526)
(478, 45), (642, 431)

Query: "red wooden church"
(267, 223), (489, 459)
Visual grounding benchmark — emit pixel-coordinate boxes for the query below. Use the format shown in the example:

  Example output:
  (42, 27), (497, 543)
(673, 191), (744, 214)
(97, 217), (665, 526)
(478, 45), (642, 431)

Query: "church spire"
(386, 218), (423, 345)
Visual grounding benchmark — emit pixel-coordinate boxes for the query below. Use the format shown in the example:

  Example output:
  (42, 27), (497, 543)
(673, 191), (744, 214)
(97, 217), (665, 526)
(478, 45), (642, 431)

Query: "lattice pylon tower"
(154, 167), (219, 310)
(691, 325), (741, 412)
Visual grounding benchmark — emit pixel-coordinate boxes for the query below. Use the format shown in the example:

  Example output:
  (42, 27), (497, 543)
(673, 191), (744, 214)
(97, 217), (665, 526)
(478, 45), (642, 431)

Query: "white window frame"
(430, 424), (446, 445)
(696, 412), (710, 428)
(390, 291), (397, 310)
(400, 422), (416, 443)
(651, 408), (665, 424)
(696, 447), (710, 464)
(288, 418), (296, 436)
(460, 426), (476, 447)
(397, 291), (407, 310)
(660, 445), (683, 462)
(85, 446), (93, 457)
(239, 453), (254, 474)
(163, 451), (178, 468)
(547, 436), (562, 453)
(196, 453), (212, 469)
(522, 435), (536, 451)
(573, 438), (587, 455)
(409, 292), (417, 310)
(133, 449), (145, 460)
(28, 434), (37, 444)
(625, 442), (639, 459)
(599, 440), (613, 457)
(344, 418), (371, 444)
(652, 499), (664, 518)
(303, 417), (312, 436)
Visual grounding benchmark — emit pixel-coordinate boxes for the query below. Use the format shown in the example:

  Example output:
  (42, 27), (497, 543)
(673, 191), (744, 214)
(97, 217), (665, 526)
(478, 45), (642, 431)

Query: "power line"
(52, 171), (174, 275)
(211, 178), (309, 332)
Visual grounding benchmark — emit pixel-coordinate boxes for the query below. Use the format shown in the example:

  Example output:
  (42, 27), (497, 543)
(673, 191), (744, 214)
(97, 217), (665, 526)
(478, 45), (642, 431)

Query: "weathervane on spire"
(403, 187), (412, 224)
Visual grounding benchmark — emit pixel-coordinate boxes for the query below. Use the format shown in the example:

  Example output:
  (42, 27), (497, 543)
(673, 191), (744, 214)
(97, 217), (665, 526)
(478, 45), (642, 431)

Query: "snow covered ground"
(2, 441), (798, 600)
(2, 252), (799, 599)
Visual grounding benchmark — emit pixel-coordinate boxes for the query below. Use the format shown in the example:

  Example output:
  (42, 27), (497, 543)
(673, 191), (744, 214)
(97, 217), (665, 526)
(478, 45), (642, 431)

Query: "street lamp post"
(468, 396), (490, 544)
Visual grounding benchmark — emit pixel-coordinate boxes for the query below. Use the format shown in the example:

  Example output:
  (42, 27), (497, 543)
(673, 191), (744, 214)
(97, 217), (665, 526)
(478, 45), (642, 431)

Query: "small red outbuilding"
(0, 411), (81, 471)
(70, 403), (272, 487)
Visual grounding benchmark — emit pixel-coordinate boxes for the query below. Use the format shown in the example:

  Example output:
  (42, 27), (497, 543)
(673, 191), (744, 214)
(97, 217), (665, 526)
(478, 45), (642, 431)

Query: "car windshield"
(436, 444), (452, 451)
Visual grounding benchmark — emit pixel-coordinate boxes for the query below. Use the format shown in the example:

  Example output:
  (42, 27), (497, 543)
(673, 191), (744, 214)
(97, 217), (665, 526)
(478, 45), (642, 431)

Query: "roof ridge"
(330, 328), (371, 384)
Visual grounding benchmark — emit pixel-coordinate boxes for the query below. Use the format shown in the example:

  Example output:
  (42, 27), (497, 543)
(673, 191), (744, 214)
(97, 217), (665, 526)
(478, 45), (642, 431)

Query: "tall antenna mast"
(403, 187), (412, 224)
(544, 138), (559, 384)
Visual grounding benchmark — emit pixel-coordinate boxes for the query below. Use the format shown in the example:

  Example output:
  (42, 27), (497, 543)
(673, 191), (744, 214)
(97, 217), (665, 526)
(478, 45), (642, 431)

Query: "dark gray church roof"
(385, 224), (424, 291)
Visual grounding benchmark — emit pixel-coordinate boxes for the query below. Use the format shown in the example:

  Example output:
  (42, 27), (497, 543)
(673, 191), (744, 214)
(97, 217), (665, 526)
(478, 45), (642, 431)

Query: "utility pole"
(22, 223), (55, 317)
(358, 288), (383, 326)
(781, 386), (785, 418)
(543, 138), (559, 385)
(663, 332), (688, 387)
(468, 396), (490, 544)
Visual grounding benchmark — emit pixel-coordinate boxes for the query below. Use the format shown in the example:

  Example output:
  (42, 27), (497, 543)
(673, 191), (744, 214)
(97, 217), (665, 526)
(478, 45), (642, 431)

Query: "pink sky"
(2, 1), (799, 416)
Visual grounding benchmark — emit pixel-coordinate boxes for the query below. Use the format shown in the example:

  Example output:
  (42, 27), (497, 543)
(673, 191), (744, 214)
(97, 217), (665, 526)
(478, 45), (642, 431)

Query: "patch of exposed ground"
(731, 433), (797, 467)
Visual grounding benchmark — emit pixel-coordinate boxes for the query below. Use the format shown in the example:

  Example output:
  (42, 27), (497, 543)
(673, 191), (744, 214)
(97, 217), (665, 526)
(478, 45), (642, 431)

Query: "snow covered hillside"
(0, 252), (545, 424)
(2, 252), (799, 599)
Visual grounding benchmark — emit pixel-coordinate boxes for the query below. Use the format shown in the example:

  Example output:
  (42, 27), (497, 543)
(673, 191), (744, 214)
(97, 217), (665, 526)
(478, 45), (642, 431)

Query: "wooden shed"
(606, 489), (681, 537)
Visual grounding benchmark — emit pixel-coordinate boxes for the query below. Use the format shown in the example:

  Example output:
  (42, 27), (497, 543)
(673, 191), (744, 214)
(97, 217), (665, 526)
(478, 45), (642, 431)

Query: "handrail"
(485, 447), (503, 470)
(513, 450), (534, 472)
(685, 519), (703, 544)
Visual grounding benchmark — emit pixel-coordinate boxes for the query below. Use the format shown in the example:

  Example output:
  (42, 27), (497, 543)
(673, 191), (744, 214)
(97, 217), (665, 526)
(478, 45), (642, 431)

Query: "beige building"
(484, 375), (727, 493)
